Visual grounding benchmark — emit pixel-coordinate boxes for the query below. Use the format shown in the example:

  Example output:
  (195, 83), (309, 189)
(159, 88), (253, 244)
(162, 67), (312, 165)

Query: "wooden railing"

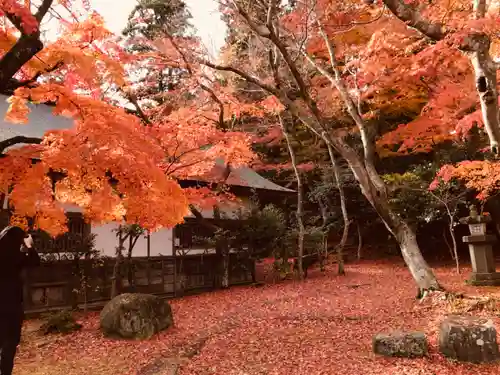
(23, 253), (255, 314)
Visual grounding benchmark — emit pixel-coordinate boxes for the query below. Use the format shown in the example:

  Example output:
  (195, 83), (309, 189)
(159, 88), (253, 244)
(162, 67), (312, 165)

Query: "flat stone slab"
(468, 272), (500, 286)
(138, 357), (189, 375)
(439, 315), (499, 363)
(373, 331), (428, 358)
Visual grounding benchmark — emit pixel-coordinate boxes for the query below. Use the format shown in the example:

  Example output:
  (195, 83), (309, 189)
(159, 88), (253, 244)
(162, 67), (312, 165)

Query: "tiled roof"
(0, 95), (73, 143)
(0, 95), (294, 193)
(190, 159), (294, 192)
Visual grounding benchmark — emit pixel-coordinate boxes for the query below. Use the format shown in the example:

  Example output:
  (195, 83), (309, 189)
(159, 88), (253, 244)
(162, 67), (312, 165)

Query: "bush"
(39, 310), (83, 335)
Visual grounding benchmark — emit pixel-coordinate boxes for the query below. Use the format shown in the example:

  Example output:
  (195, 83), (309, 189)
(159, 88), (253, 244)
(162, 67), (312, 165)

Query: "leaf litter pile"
(14, 261), (500, 375)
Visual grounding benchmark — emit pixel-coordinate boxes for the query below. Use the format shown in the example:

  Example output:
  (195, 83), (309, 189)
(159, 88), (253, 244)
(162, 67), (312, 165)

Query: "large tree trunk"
(382, 0), (500, 154)
(331, 136), (441, 291)
(465, 34), (500, 154)
(306, 27), (441, 291)
(394, 221), (441, 291)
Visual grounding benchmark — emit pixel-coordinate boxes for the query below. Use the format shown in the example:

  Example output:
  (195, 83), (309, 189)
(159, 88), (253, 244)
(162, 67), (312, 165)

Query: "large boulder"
(100, 293), (173, 340)
(439, 315), (499, 363)
(373, 331), (428, 358)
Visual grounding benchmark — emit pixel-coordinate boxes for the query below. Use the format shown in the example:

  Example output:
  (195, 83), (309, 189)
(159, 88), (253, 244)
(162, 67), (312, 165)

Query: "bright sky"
(90, 0), (226, 57)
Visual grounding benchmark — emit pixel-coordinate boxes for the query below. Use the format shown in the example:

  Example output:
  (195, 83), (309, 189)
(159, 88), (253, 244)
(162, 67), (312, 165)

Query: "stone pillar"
(461, 205), (500, 286)
(463, 234), (500, 285)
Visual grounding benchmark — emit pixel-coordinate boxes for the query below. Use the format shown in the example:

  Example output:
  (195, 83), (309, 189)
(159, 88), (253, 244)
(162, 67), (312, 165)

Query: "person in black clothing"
(0, 226), (40, 375)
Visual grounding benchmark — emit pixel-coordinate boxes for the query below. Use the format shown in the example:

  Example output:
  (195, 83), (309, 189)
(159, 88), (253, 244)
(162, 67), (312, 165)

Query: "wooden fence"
(23, 254), (255, 314)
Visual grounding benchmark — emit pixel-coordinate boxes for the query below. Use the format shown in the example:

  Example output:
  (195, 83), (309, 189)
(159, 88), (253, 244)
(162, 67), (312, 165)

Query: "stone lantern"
(460, 205), (500, 286)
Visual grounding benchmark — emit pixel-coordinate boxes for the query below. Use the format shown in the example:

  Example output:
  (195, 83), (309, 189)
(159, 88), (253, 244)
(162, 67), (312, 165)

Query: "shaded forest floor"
(14, 260), (500, 375)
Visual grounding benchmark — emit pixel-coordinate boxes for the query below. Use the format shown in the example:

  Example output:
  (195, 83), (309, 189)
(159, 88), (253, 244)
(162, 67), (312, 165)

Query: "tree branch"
(0, 0), (55, 92)
(0, 136), (43, 154)
(199, 83), (225, 129)
(382, 0), (445, 40)
(164, 33), (227, 129)
(0, 35), (44, 91)
(231, 0), (271, 37)
(6, 60), (64, 93)
(124, 92), (153, 126)
(202, 60), (280, 96)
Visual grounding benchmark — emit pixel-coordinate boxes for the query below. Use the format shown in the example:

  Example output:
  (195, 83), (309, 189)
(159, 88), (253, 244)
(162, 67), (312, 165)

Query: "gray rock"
(100, 293), (173, 340)
(439, 315), (499, 363)
(373, 331), (428, 358)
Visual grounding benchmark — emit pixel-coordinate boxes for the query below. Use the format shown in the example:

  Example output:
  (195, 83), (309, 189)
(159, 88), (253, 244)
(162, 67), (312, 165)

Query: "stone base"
(468, 272), (500, 286)
(373, 331), (428, 358)
(439, 315), (499, 363)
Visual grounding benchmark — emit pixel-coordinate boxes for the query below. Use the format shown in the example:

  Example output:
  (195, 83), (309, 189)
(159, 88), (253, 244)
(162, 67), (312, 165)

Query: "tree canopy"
(3, 0), (500, 290)
(0, 0), (255, 235)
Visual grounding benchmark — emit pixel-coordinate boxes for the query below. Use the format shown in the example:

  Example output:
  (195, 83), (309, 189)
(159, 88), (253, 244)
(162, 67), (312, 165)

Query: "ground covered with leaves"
(14, 260), (500, 375)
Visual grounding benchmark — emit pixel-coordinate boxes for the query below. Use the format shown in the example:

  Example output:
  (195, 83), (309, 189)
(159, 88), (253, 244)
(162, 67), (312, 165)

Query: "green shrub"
(39, 310), (83, 335)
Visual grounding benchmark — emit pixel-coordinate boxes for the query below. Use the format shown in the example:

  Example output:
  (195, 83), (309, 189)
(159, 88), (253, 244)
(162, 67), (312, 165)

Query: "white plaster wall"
(91, 223), (173, 258)
(7, 198), (247, 258)
(60, 203), (83, 213)
(185, 198), (252, 219)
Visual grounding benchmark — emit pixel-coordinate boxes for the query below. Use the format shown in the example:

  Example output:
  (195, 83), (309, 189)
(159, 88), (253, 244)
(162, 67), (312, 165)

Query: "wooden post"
(172, 226), (177, 297)
(161, 258), (165, 293)
(146, 230), (151, 287)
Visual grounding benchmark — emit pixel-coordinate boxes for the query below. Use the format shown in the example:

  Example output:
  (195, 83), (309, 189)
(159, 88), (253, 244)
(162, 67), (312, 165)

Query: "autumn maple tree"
(0, 0), (255, 237)
(371, 0), (500, 207)
(202, 0), (447, 292)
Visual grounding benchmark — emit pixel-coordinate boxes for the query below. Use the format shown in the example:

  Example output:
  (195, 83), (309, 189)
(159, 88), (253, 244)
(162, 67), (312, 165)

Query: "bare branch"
(202, 60), (280, 96)
(199, 83), (225, 129)
(231, 0), (271, 37)
(123, 91), (153, 126)
(382, 0), (445, 40)
(0, 136), (43, 154)
(266, 0), (278, 29)
(9, 60), (64, 91)
(35, 0), (55, 22)
(164, 33), (226, 128)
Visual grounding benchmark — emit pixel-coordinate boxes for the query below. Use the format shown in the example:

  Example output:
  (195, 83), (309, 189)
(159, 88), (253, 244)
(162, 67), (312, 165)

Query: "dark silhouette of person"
(0, 226), (40, 375)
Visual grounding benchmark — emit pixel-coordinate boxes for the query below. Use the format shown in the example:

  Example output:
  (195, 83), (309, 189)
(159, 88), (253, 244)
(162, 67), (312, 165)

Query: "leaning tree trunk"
(467, 34), (500, 155)
(393, 219), (441, 292)
(279, 116), (305, 279)
(203, 11), (440, 292)
(306, 32), (441, 292)
(330, 136), (441, 292)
